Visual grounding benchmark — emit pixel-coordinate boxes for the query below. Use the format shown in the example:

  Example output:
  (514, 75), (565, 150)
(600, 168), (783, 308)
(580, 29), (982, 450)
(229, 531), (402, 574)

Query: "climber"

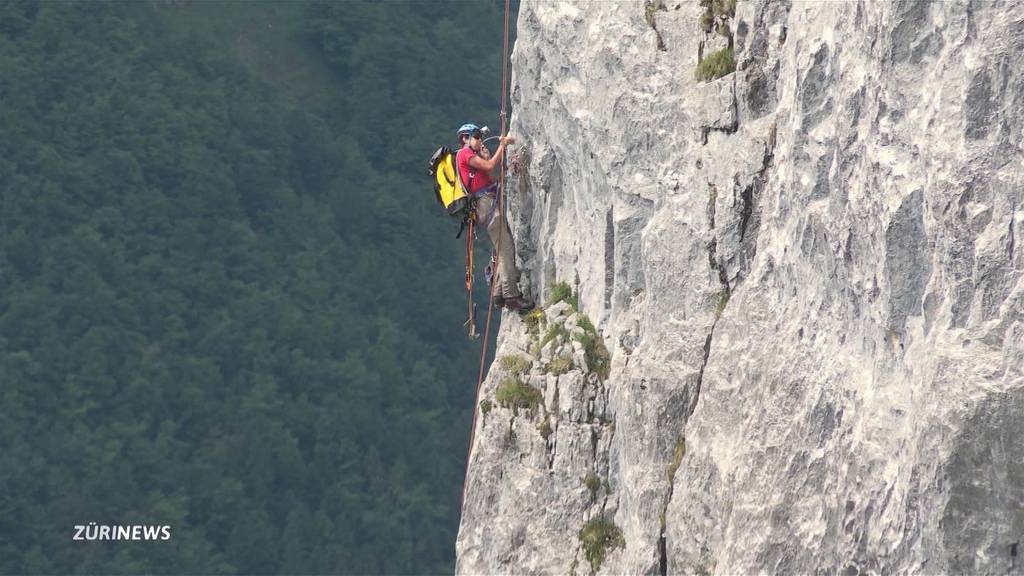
(456, 123), (535, 312)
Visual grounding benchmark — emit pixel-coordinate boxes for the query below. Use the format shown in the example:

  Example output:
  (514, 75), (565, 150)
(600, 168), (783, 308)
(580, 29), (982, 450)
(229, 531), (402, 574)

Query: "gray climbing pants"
(474, 192), (521, 299)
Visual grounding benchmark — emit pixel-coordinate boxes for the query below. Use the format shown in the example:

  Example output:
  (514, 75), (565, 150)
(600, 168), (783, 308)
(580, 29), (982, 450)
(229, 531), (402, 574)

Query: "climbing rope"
(460, 0), (512, 517)
(463, 218), (477, 340)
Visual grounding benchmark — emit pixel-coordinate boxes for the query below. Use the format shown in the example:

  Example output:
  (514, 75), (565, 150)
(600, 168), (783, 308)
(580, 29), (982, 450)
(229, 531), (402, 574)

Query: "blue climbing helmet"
(456, 123), (490, 141)
(456, 123), (479, 136)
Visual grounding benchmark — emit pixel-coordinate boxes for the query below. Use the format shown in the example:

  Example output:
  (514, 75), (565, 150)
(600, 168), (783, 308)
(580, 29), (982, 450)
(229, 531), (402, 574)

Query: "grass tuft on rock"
(580, 516), (625, 572)
(577, 313), (596, 335)
(547, 281), (578, 311)
(714, 289), (730, 317)
(574, 315), (611, 381)
(541, 323), (570, 350)
(528, 339), (542, 358)
(537, 419), (553, 440)
(544, 355), (573, 375)
(479, 398), (493, 416)
(667, 436), (686, 482)
(495, 377), (543, 415)
(699, 0), (736, 36)
(523, 307), (546, 336)
(583, 471), (602, 501)
(499, 354), (531, 375)
(696, 47), (735, 82)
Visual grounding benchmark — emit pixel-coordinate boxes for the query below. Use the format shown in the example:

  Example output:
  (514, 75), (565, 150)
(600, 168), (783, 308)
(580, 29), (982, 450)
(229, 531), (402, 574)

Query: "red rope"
(460, 0), (512, 518)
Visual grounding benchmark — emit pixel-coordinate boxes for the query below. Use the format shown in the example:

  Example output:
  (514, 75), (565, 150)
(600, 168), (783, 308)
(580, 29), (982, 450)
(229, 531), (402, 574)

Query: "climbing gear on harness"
(463, 214), (479, 340)
(458, 182), (502, 339)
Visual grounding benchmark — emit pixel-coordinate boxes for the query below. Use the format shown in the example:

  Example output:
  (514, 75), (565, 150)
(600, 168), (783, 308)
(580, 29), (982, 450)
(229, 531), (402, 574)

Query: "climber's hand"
(501, 135), (516, 146)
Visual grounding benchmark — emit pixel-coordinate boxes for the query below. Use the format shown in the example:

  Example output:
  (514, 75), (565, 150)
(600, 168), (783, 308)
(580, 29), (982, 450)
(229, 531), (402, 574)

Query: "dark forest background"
(0, 0), (513, 573)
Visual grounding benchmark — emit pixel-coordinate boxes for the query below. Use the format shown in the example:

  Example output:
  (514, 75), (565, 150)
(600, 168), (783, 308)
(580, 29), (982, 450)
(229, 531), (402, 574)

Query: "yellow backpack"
(428, 146), (472, 218)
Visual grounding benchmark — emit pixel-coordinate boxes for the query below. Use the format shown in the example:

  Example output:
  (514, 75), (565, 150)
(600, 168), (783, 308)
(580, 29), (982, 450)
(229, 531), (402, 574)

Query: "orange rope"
(460, 0), (512, 517)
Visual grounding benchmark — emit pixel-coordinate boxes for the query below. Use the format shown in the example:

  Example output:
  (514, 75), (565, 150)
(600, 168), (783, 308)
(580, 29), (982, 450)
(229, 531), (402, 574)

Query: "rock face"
(457, 1), (1024, 574)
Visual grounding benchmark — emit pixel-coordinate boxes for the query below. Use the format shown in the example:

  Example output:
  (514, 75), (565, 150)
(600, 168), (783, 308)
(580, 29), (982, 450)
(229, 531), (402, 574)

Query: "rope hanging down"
(463, 218), (477, 339)
(460, 0), (512, 517)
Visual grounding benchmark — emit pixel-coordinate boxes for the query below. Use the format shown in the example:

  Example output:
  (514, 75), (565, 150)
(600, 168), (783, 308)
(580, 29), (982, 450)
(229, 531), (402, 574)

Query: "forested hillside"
(0, 1), (509, 573)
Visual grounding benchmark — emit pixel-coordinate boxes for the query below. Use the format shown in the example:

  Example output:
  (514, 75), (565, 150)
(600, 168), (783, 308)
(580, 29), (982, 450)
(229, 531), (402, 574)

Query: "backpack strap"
(457, 147), (484, 196)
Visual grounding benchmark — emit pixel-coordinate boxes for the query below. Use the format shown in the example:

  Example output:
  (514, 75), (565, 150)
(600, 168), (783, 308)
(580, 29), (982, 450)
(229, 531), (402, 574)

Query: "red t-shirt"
(456, 146), (493, 195)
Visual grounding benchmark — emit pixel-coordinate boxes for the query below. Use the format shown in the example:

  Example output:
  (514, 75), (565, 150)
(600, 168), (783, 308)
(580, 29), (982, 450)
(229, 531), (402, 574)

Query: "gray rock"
(558, 371), (583, 421)
(540, 339), (554, 363)
(572, 350), (588, 376)
(527, 373), (546, 394)
(458, 1), (1024, 574)
(565, 312), (579, 332)
(570, 340), (584, 356)
(546, 301), (573, 323)
(544, 373), (558, 413)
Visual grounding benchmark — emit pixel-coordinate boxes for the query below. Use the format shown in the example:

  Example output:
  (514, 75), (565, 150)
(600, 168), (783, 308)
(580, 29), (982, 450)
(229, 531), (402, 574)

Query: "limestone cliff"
(457, 1), (1024, 574)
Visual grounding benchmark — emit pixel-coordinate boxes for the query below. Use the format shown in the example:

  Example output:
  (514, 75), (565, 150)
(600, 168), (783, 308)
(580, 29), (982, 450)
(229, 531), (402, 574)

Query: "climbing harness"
(460, 0), (513, 517)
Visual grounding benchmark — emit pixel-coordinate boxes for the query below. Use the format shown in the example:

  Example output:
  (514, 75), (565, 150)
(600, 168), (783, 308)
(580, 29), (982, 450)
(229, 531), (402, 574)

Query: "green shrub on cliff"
(495, 378), (543, 415)
(696, 47), (736, 82)
(579, 516), (625, 571)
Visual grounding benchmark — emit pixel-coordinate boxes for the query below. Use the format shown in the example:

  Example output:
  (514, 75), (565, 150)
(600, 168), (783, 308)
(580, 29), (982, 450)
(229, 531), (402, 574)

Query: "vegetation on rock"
(500, 354), (532, 375)
(696, 47), (736, 82)
(583, 471), (602, 501)
(547, 281), (579, 310)
(541, 323), (571, 350)
(579, 516), (625, 572)
(544, 355), (573, 375)
(575, 314), (611, 381)
(495, 378), (544, 415)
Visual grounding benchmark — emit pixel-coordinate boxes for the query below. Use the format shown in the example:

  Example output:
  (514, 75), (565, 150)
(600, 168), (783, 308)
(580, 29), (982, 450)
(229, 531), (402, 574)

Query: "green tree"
(0, 0), (514, 572)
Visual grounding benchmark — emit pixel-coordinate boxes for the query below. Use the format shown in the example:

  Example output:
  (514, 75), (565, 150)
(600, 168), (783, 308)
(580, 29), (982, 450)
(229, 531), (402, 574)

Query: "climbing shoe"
(502, 296), (535, 313)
